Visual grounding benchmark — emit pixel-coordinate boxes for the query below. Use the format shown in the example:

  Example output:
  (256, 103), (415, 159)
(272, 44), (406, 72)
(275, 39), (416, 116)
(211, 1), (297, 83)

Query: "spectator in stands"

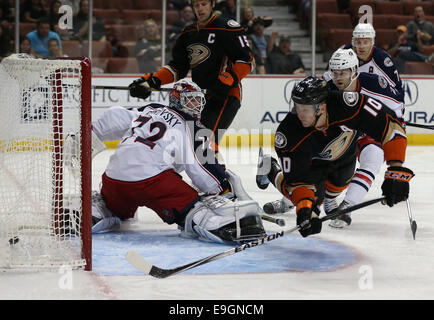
(417, 30), (434, 57)
(406, 6), (434, 46)
(0, 24), (12, 58)
(250, 18), (274, 62)
(266, 35), (305, 74)
(247, 36), (265, 74)
(387, 25), (426, 73)
(0, 4), (13, 27)
(216, 0), (236, 20)
(106, 27), (129, 57)
(19, 36), (35, 57)
(135, 19), (165, 73)
(26, 17), (63, 58)
(170, 0), (191, 11)
(47, 37), (68, 58)
(21, 0), (47, 23)
(73, 0), (106, 42)
(169, 5), (195, 38)
(240, 6), (272, 35)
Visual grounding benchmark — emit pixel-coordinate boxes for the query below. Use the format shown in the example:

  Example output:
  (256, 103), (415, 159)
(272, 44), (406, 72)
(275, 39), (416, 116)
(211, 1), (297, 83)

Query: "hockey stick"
(405, 122), (434, 130)
(126, 197), (385, 278)
(260, 214), (286, 227)
(91, 85), (172, 92)
(405, 199), (417, 240)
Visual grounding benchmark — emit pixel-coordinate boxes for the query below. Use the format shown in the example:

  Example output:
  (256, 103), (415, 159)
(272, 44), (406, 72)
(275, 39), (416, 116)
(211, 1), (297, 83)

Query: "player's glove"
(381, 166), (414, 207)
(256, 154), (281, 190)
(296, 199), (322, 238)
(128, 73), (161, 99)
(208, 71), (238, 104)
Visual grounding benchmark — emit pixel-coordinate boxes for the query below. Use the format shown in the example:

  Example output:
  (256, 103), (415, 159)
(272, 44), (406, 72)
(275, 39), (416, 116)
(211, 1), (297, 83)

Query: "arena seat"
(120, 41), (137, 57)
(93, 9), (122, 24)
(316, 0), (339, 14)
(122, 10), (151, 24)
(389, 15), (414, 29)
(372, 15), (392, 30)
(106, 25), (140, 41)
(148, 10), (180, 25)
(324, 28), (352, 51)
(375, 2), (404, 15)
(82, 40), (113, 58)
(403, 1), (433, 16)
(134, 0), (162, 10)
(404, 62), (433, 75)
(317, 13), (353, 30)
(374, 29), (396, 50)
(107, 57), (140, 73)
(91, 58), (109, 73)
(61, 40), (82, 57)
(19, 23), (36, 36)
(105, 0), (134, 10)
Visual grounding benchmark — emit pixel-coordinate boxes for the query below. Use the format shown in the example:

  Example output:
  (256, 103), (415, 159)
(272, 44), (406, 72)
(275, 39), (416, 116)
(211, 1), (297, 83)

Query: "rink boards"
(90, 74), (434, 147)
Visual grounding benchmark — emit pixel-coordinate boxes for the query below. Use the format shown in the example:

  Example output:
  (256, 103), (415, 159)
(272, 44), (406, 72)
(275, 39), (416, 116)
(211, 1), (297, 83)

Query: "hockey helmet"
(169, 79), (206, 117)
(329, 48), (359, 72)
(352, 23), (376, 46)
(291, 76), (329, 109)
(328, 48), (359, 89)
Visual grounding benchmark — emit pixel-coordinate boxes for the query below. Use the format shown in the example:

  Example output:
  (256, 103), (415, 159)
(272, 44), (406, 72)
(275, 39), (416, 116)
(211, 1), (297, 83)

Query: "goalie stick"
(126, 197), (385, 278)
(91, 85), (208, 94)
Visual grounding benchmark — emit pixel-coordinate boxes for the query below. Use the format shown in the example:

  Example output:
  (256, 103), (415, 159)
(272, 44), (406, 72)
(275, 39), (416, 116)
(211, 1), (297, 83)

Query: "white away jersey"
(344, 44), (403, 95)
(93, 104), (225, 195)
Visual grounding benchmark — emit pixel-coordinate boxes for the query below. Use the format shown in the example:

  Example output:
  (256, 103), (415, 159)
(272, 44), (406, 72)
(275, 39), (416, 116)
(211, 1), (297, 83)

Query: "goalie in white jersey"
(86, 79), (266, 243)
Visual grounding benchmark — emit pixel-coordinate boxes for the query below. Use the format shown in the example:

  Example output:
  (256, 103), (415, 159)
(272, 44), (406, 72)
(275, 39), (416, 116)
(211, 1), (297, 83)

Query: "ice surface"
(1, 145), (434, 300)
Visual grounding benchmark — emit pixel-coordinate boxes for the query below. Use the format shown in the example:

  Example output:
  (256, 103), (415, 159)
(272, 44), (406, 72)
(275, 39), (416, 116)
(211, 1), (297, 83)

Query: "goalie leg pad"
(182, 195), (266, 243)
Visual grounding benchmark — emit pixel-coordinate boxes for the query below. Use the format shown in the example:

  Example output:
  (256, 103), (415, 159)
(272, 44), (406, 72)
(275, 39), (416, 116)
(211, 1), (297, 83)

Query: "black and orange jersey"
(157, 13), (254, 95)
(274, 90), (407, 205)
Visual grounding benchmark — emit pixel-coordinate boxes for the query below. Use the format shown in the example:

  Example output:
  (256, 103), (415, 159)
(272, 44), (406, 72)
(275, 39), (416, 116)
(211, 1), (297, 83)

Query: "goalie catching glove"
(128, 73), (161, 99)
(381, 166), (414, 207)
(296, 199), (322, 238)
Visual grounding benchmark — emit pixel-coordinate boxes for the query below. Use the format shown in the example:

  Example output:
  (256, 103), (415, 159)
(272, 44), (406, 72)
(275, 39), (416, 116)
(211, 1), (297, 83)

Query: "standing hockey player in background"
(256, 77), (413, 238)
(86, 79), (266, 244)
(344, 23), (404, 96)
(324, 48), (405, 228)
(128, 0), (255, 145)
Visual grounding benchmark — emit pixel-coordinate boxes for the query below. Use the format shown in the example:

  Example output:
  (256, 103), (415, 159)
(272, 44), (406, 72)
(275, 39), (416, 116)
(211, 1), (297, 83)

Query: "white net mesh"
(0, 54), (88, 269)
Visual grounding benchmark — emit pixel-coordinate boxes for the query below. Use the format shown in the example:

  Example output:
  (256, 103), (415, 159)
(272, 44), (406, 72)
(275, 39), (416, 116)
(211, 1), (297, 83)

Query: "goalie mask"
(169, 79), (206, 118)
(328, 48), (359, 91)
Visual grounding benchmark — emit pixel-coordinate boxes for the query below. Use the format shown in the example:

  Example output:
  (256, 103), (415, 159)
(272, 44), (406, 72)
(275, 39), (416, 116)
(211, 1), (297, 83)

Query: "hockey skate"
(263, 197), (294, 214)
(328, 200), (352, 228)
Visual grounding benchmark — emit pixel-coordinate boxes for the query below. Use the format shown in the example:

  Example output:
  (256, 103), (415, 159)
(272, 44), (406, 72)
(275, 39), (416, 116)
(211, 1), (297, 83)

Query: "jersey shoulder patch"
(343, 92), (359, 107)
(227, 19), (241, 27)
(274, 131), (287, 148)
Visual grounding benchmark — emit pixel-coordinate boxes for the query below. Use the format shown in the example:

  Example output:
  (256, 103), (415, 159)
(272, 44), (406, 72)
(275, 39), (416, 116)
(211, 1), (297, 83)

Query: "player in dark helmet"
(257, 76), (413, 237)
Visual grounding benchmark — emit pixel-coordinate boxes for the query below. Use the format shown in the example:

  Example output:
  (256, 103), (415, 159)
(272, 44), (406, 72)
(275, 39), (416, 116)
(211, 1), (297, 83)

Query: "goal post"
(0, 54), (92, 271)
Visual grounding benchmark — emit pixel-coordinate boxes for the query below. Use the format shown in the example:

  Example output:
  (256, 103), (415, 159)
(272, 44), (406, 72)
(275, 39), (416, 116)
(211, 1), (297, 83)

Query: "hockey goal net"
(0, 54), (92, 270)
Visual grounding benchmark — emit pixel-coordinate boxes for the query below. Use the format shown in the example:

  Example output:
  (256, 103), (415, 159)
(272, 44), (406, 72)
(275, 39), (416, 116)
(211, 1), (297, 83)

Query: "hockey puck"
(8, 236), (19, 245)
